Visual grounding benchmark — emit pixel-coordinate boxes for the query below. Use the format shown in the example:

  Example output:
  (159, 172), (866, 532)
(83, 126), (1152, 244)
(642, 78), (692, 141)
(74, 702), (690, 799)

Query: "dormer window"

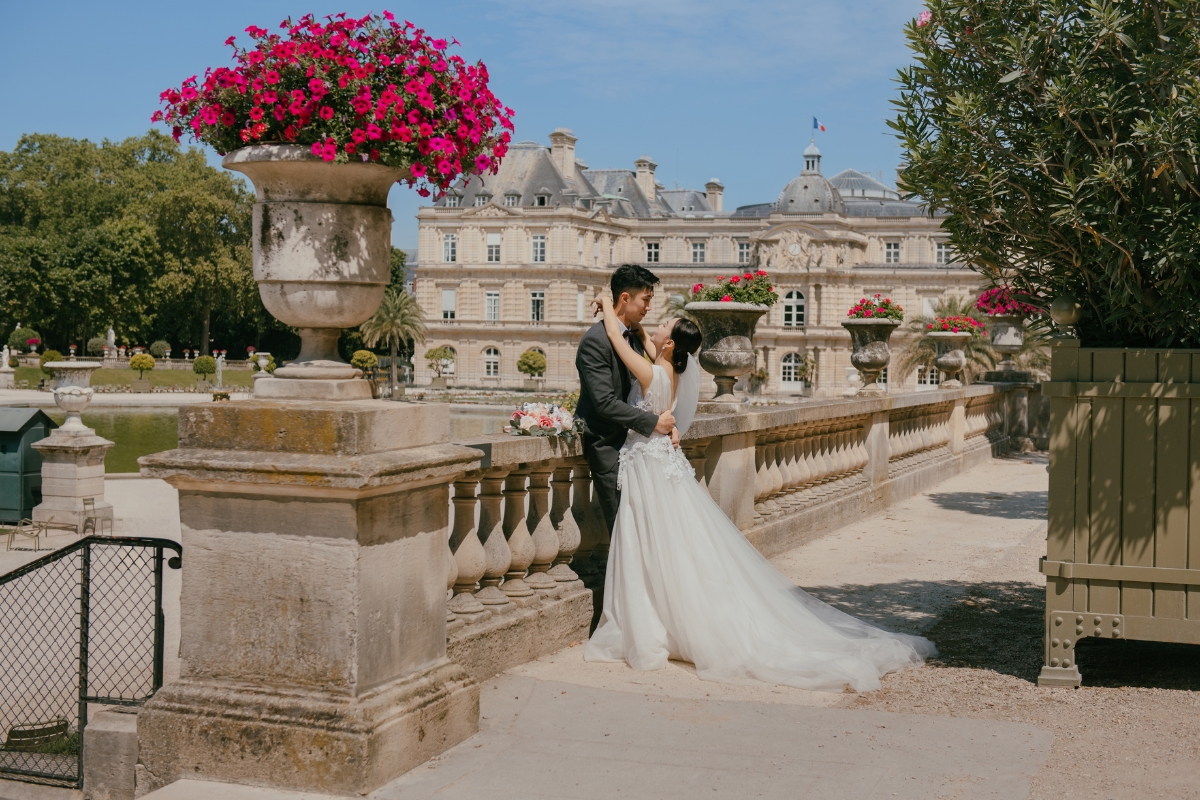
(504, 194), (518, 207)
(535, 195), (549, 207)
(474, 194), (491, 207)
(445, 195), (459, 208)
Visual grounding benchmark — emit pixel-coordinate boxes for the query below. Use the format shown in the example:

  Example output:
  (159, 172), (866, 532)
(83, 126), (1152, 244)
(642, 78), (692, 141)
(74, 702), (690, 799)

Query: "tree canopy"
(0, 130), (290, 355)
(893, 0), (1200, 347)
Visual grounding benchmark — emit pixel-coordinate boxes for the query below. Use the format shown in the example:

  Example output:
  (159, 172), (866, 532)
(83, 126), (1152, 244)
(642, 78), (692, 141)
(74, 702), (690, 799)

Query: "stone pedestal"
(31, 427), (114, 533)
(0, 366), (13, 389)
(980, 370), (1037, 452)
(136, 400), (482, 797)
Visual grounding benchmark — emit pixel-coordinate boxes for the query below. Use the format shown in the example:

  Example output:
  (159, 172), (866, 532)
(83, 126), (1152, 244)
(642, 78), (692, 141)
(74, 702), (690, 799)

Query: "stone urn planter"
(223, 144), (404, 401)
(842, 319), (900, 396)
(928, 331), (973, 388)
(987, 314), (1024, 371)
(685, 302), (769, 401)
(44, 361), (102, 433)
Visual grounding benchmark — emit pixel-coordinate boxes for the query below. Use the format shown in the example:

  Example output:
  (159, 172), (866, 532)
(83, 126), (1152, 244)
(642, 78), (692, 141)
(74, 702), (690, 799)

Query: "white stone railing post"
(475, 469), (515, 614)
(549, 465), (582, 586)
(449, 476), (490, 624)
(501, 468), (536, 605)
(525, 464), (561, 595)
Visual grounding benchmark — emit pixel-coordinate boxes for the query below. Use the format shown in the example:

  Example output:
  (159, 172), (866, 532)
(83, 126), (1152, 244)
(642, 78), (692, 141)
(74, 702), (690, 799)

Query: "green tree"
(424, 346), (454, 378)
(390, 246), (408, 288)
(893, 1), (1200, 347)
(192, 355), (216, 379)
(39, 349), (63, 375)
(129, 353), (156, 379)
(517, 349), (546, 377)
(360, 288), (426, 396)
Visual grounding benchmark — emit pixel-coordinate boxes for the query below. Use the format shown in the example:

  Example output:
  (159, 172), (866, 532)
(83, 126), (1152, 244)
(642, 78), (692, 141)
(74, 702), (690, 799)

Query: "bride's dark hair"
(669, 318), (702, 374)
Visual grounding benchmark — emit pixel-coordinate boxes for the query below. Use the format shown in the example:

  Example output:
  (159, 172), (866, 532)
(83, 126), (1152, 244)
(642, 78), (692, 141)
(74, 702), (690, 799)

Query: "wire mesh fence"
(0, 537), (181, 788)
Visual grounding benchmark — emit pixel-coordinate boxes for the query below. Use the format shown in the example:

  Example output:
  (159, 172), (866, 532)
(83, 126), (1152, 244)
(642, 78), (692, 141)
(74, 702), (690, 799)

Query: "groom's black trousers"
(582, 433), (622, 535)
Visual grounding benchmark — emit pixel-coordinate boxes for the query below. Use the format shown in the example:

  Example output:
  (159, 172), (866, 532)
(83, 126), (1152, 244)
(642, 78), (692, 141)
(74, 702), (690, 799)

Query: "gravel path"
(823, 456), (1200, 800)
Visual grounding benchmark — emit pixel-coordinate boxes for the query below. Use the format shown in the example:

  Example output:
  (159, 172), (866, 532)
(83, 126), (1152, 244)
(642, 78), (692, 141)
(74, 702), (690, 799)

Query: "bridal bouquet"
(506, 403), (581, 439)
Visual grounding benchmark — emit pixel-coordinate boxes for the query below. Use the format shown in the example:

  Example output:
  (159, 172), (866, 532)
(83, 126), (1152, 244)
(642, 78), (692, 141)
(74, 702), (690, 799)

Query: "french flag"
(813, 117), (826, 132)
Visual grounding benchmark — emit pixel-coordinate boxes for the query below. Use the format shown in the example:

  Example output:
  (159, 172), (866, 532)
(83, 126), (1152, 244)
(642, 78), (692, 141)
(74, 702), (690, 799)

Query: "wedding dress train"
(584, 364), (936, 692)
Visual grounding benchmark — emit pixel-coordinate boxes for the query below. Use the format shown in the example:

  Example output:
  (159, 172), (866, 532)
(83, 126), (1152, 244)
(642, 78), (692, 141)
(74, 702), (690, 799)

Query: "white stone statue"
(0, 345), (12, 389)
(107, 325), (116, 348)
(216, 353), (225, 389)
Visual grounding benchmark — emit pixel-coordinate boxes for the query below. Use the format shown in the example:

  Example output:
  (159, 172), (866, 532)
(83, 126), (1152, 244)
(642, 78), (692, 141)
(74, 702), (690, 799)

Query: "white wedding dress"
(584, 363), (936, 692)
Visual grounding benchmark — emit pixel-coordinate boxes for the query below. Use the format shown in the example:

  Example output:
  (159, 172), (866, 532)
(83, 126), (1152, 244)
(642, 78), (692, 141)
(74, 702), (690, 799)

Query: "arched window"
(781, 352), (804, 384)
(483, 347), (500, 378)
(443, 347), (456, 376)
(917, 365), (941, 386)
(783, 291), (805, 327)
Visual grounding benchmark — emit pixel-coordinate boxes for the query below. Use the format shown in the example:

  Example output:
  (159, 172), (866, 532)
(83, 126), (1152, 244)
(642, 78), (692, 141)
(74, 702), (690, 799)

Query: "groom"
(575, 264), (677, 534)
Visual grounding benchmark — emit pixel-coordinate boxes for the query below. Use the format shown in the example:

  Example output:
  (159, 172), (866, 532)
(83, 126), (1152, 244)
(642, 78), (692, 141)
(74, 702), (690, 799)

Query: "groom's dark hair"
(611, 264), (660, 303)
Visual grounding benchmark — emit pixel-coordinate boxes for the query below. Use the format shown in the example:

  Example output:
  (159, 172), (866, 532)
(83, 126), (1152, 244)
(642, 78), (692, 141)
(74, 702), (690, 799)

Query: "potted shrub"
(747, 367), (769, 395)
(685, 271), (779, 401)
(925, 316), (985, 388)
(842, 294), (904, 396)
(517, 349), (547, 390)
(351, 349), (380, 398)
(129, 353), (156, 393)
(424, 346), (454, 389)
(154, 14), (512, 400)
(193, 354), (217, 390)
(39, 349), (64, 390)
(149, 340), (172, 359)
(87, 336), (107, 357)
(975, 287), (1041, 372)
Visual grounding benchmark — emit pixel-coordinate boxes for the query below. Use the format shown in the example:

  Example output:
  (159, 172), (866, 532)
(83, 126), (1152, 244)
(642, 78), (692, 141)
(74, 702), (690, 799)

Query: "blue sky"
(1, 0), (925, 249)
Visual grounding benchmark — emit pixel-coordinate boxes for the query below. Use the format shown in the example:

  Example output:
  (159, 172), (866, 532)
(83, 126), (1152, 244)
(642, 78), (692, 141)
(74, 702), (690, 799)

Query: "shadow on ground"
(926, 490), (1047, 519)
(807, 579), (1200, 690)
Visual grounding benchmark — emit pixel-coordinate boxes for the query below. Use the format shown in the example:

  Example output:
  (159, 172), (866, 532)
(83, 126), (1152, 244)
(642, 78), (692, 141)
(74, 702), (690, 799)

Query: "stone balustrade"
(442, 384), (1012, 682)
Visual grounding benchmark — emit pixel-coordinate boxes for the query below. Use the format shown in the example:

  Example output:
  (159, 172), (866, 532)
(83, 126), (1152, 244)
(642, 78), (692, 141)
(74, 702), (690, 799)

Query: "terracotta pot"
(223, 144), (405, 400)
(928, 331), (973, 388)
(685, 302), (769, 402)
(842, 319), (901, 396)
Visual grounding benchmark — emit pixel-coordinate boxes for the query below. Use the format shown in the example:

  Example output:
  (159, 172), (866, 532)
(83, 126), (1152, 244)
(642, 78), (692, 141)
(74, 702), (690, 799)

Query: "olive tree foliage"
(892, 0), (1200, 346)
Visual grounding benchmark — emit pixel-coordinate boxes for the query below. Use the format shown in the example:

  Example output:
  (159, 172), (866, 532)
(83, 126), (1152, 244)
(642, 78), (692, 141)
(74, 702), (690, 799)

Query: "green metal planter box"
(1040, 338), (1200, 686)
(0, 408), (57, 524)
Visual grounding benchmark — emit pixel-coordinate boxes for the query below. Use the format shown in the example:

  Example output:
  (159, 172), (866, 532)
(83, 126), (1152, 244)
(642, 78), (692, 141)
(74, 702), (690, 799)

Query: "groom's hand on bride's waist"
(654, 409), (675, 436)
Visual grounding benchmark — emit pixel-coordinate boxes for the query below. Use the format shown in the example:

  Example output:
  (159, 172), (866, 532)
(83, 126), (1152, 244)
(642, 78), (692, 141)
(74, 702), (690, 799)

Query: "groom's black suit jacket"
(575, 321), (659, 532)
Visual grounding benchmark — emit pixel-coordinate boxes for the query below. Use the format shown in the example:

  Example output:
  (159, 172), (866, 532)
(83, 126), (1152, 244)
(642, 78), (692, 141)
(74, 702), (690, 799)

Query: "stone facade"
(413, 128), (982, 398)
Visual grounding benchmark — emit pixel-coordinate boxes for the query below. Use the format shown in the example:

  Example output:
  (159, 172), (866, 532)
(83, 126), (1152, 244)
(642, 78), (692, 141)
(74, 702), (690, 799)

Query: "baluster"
(448, 477), (490, 624)
(682, 438), (710, 488)
(548, 465), (583, 587)
(525, 464), (561, 596)
(501, 469), (536, 605)
(775, 426), (800, 509)
(753, 433), (770, 523)
(811, 423), (832, 496)
(767, 432), (786, 511)
(827, 423), (850, 493)
(475, 469), (515, 614)
(763, 435), (783, 516)
(798, 423), (818, 504)
(852, 418), (869, 482)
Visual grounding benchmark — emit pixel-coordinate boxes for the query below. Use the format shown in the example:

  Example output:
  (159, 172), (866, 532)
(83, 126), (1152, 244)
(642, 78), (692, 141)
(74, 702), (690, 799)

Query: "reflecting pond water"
(46, 406), (512, 473)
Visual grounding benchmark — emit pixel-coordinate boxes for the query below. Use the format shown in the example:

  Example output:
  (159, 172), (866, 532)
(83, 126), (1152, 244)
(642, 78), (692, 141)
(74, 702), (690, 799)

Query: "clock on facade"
(788, 243), (802, 255)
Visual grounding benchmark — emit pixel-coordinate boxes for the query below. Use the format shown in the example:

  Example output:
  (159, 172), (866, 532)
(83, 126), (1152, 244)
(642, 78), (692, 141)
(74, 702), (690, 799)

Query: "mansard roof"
(829, 169), (900, 200)
(657, 189), (714, 215)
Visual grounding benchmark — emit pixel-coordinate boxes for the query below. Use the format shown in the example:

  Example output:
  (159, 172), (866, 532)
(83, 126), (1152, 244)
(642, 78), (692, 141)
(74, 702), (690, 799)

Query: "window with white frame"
(646, 242), (660, 263)
(474, 194), (489, 207)
(531, 235), (546, 263)
(738, 242), (751, 264)
(442, 346), (456, 375)
(442, 234), (457, 263)
(577, 291), (585, 321)
(578, 234), (584, 264)
(485, 291), (500, 321)
(504, 194), (518, 207)
(879, 367), (889, 386)
(783, 290), (805, 327)
(935, 242), (954, 264)
(483, 347), (499, 377)
(917, 365), (941, 385)
(692, 242), (706, 263)
(535, 194), (548, 206)
(530, 290), (545, 322)
(593, 241), (599, 265)
(486, 233), (501, 263)
(609, 244), (614, 264)
(884, 241), (900, 264)
(441, 289), (456, 320)
(445, 195), (459, 208)
(781, 352), (805, 384)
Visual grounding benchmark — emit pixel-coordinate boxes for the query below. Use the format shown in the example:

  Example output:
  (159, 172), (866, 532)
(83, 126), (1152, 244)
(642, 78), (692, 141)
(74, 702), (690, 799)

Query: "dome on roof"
(803, 141), (821, 158)
(776, 174), (845, 214)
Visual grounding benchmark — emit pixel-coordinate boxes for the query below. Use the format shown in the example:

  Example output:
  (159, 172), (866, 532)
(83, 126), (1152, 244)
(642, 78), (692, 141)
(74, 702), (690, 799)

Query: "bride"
(582, 295), (936, 692)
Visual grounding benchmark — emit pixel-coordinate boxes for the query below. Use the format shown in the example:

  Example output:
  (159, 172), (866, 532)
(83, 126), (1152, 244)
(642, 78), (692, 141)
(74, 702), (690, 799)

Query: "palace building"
(412, 128), (981, 397)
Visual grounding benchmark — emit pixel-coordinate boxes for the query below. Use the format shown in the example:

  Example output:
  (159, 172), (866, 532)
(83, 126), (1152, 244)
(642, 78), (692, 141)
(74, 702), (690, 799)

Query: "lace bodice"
(619, 365), (693, 488)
